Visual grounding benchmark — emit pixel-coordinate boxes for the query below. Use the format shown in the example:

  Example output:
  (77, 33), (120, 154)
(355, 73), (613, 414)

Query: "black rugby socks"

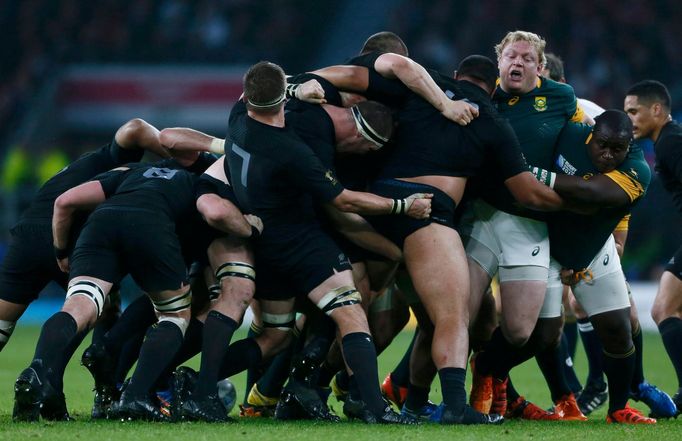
(603, 347), (636, 413)
(126, 320), (184, 397)
(658, 317), (682, 388)
(32, 311), (78, 387)
(439, 367), (466, 414)
(219, 337), (263, 378)
(577, 318), (605, 387)
(342, 332), (386, 415)
(631, 324), (645, 389)
(194, 311), (238, 397)
(535, 343), (574, 401)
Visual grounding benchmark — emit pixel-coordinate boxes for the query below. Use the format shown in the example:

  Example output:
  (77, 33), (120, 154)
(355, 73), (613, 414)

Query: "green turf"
(0, 326), (679, 440)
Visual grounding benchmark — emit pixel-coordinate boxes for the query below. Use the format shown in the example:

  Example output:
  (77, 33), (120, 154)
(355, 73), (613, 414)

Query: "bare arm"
(324, 206), (402, 261)
(373, 53), (478, 124)
(553, 174), (630, 207)
(159, 127), (223, 154)
(52, 181), (107, 272)
(196, 156), (260, 237)
(114, 118), (170, 158)
(331, 189), (432, 219)
(504, 172), (564, 210)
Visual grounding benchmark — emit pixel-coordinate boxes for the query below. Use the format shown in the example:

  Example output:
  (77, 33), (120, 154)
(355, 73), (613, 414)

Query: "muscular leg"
(589, 308), (634, 413)
(652, 271), (682, 392)
(403, 224), (469, 414)
(193, 237), (254, 400)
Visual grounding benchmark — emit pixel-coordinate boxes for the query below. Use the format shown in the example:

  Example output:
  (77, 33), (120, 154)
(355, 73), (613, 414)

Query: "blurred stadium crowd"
(1, 0), (681, 280)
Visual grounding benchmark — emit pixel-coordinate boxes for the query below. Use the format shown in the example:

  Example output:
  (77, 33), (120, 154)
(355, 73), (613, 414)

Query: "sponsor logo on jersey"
(508, 96), (520, 106)
(555, 155), (577, 175)
(534, 96), (547, 112)
(603, 254), (609, 265)
(532, 246), (540, 256)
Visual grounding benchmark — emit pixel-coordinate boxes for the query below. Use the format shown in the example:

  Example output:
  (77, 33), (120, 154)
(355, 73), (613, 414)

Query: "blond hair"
(495, 30), (547, 66)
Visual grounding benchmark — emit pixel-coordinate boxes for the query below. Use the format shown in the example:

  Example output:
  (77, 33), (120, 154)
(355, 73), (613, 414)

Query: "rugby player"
(530, 110), (658, 423)
(465, 31), (587, 419)
(180, 61), (431, 425)
(626, 80), (682, 414)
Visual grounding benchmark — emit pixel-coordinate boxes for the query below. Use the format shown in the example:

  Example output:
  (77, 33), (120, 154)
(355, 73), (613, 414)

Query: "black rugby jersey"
(16, 140), (143, 227)
(95, 164), (197, 221)
(654, 120), (682, 215)
(224, 101), (343, 237)
(379, 79), (527, 181)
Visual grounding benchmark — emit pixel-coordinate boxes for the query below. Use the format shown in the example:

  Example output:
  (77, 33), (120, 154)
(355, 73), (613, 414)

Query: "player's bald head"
(360, 32), (409, 56)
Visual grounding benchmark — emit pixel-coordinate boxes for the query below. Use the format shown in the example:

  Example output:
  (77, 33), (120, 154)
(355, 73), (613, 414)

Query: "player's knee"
(501, 324), (532, 347)
(0, 320), (16, 351)
(65, 279), (106, 320)
(651, 300), (670, 325)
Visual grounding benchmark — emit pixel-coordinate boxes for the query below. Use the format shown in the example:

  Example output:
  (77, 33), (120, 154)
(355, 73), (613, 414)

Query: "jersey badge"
(324, 170), (338, 185)
(533, 96), (547, 112)
(508, 96), (520, 106)
(629, 168), (639, 179)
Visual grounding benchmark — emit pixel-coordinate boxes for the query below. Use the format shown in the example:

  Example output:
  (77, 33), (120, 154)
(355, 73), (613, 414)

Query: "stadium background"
(1, 0), (681, 327)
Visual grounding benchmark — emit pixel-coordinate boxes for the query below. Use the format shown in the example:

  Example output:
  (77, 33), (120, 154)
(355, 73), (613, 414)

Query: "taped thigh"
(152, 290), (192, 313)
(261, 311), (297, 331)
(66, 280), (106, 317)
(215, 261), (256, 283)
(316, 286), (362, 316)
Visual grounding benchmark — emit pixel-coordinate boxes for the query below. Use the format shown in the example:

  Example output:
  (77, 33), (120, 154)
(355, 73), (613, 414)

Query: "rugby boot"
(553, 393), (588, 421)
(343, 396), (418, 424)
(275, 380), (340, 422)
(577, 382), (608, 416)
(91, 385), (119, 419)
(468, 354), (493, 414)
(506, 396), (561, 421)
(179, 395), (230, 422)
(440, 404), (504, 425)
(81, 343), (119, 419)
(400, 400), (438, 421)
(606, 404), (656, 424)
(243, 383), (278, 417)
(169, 366), (197, 421)
(380, 373), (407, 408)
(490, 377), (508, 415)
(13, 362), (71, 422)
(632, 381), (677, 418)
(110, 390), (168, 421)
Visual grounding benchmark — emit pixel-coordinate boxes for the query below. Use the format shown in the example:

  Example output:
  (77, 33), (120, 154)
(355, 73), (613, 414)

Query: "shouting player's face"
(498, 40), (543, 94)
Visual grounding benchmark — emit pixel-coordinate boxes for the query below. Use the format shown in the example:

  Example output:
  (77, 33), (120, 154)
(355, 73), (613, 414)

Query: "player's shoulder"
(537, 77), (575, 98)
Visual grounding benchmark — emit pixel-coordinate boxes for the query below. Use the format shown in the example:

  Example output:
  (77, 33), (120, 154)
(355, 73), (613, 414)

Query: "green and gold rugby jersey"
(479, 77), (583, 219)
(548, 123), (651, 270)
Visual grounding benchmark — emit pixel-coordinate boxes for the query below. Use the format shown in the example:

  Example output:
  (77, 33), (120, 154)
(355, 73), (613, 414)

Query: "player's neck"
(323, 105), (355, 142)
(651, 115), (673, 142)
(248, 110), (285, 128)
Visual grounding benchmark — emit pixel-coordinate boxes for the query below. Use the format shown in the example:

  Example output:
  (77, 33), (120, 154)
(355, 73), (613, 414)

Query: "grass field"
(0, 326), (679, 440)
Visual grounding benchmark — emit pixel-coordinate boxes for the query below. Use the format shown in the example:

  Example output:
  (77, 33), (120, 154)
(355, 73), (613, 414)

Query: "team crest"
(533, 96), (547, 112)
(324, 170), (338, 185)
